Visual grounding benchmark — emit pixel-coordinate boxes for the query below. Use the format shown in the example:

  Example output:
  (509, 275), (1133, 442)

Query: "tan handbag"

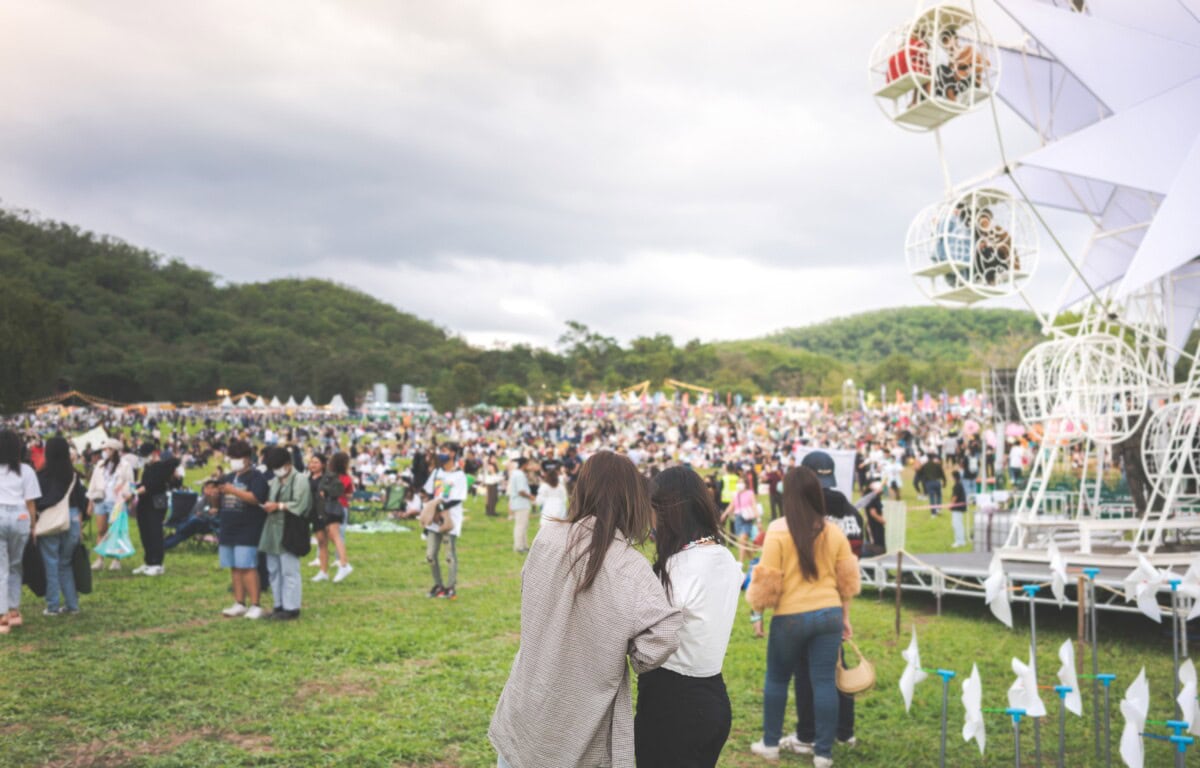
(836, 638), (876, 695)
(35, 477), (75, 537)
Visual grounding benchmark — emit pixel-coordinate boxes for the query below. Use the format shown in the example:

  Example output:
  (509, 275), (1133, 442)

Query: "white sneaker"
(108, 560), (121, 571)
(144, 565), (164, 576)
(814, 757), (833, 768)
(838, 736), (857, 748)
(244, 605), (263, 620)
(779, 733), (813, 754)
(307, 557), (320, 567)
(222, 603), (248, 618)
(750, 741), (779, 761)
(333, 563), (353, 583)
(131, 565), (148, 575)
(311, 571), (329, 582)
(91, 557), (104, 571)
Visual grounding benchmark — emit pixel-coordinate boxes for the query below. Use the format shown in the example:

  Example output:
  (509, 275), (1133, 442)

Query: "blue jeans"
(0, 503), (31, 615)
(962, 478), (977, 501)
(39, 508), (81, 612)
(163, 516), (218, 550)
(763, 607), (843, 758)
(925, 481), (943, 511)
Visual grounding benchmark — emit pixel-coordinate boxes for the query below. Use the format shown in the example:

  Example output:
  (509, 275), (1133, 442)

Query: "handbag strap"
(842, 638), (866, 665)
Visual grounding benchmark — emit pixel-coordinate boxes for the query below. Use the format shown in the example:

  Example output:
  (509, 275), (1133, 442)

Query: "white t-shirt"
(536, 482), (568, 520)
(0, 464), (41, 508)
(661, 544), (743, 677)
(423, 469), (468, 537)
(507, 470), (531, 512)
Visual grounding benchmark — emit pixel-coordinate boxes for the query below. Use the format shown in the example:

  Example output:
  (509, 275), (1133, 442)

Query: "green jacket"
(259, 469), (312, 555)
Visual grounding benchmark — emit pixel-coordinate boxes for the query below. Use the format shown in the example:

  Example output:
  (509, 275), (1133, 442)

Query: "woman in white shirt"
(535, 461), (568, 521)
(0, 430), (41, 634)
(635, 466), (744, 767)
(86, 439), (134, 571)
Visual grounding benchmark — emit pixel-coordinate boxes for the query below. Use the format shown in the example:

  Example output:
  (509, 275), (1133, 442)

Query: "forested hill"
(764, 307), (1042, 368)
(0, 209), (1043, 412)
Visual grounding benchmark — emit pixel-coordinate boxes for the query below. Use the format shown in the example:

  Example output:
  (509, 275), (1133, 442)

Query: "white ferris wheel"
(870, 0), (1200, 566)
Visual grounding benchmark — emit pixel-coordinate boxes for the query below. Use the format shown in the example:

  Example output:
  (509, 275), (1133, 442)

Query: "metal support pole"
(1007, 708), (1027, 768)
(1167, 720), (1188, 768)
(1054, 686), (1071, 768)
(1098, 673), (1116, 768)
(1170, 580), (1181, 720)
(1023, 584), (1042, 766)
(1084, 567), (1101, 760)
(938, 669), (956, 768)
(895, 550), (903, 638)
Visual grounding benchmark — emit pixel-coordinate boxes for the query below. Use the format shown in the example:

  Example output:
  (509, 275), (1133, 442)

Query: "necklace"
(680, 536), (716, 551)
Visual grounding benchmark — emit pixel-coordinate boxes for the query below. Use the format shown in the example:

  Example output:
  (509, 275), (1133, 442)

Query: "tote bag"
(34, 478), (75, 537)
(94, 502), (136, 559)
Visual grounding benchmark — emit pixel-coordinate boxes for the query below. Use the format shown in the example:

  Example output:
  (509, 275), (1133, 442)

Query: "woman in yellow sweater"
(747, 466), (860, 767)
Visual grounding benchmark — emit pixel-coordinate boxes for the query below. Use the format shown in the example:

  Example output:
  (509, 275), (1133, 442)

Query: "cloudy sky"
(1, 1), (1082, 348)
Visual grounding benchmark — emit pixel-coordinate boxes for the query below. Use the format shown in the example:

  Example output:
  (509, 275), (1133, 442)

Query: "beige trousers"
(512, 507), (530, 551)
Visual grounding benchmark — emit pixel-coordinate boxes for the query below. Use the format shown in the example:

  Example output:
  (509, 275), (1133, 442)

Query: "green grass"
(0, 465), (1186, 767)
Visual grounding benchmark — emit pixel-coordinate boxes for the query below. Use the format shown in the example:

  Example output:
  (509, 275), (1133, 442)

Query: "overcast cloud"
(0, 1), (1081, 347)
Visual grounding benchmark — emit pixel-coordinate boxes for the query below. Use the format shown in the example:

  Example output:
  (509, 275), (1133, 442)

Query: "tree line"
(0, 208), (1043, 412)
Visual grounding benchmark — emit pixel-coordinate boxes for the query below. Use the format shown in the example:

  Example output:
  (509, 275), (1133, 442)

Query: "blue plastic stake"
(1022, 584), (1043, 766)
(1167, 720), (1188, 768)
(937, 669), (956, 768)
(1083, 568), (1101, 760)
(1006, 708), (1027, 768)
(1098, 674), (1116, 768)
(1055, 686), (1072, 768)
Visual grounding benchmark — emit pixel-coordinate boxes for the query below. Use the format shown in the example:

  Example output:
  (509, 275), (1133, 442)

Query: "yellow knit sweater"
(748, 518), (861, 615)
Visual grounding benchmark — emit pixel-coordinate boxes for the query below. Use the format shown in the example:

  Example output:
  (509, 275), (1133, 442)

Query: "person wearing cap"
(85, 438), (134, 571)
(774, 451), (863, 759)
(507, 458), (536, 553)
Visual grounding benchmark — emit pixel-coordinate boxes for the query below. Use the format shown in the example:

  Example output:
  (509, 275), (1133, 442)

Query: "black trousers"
(795, 646), (855, 742)
(635, 667), (731, 768)
(136, 502), (166, 566)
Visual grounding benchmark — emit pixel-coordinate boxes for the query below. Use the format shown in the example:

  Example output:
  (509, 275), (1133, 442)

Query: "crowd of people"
(1, 396), (1037, 765)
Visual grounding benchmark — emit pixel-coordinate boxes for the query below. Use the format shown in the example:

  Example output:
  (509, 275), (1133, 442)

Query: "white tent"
(285, 395), (298, 408)
(566, 392), (580, 406)
(220, 396), (234, 409)
(611, 392), (624, 405)
(236, 396), (250, 408)
(582, 392), (594, 406)
(328, 394), (349, 413)
(269, 396), (282, 408)
(253, 396), (267, 409)
(300, 395), (315, 409)
(71, 427), (108, 454)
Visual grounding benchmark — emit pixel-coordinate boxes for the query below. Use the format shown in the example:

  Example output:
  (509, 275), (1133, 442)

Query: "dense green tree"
(0, 280), (68, 413)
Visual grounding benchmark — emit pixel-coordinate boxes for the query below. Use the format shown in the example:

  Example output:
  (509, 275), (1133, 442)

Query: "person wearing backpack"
(260, 446), (311, 621)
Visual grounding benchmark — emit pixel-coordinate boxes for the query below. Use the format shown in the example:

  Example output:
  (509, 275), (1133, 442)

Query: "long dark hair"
(782, 466), (828, 581)
(567, 451), (654, 596)
(0, 430), (22, 474)
(42, 436), (75, 485)
(330, 451), (350, 476)
(650, 466), (722, 601)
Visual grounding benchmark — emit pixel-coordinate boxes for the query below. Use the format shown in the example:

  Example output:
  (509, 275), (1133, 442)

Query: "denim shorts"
(733, 515), (755, 538)
(218, 544), (258, 569)
(94, 500), (115, 518)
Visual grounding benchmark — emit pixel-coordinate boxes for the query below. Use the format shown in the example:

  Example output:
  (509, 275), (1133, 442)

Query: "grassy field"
(0, 466), (1187, 767)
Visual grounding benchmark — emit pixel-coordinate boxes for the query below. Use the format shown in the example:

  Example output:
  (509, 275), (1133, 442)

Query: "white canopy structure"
(220, 396), (234, 409)
(285, 395), (298, 408)
(236, 396), (250, 408)
(300, 395), (315, 409)
(252, 396), (267, 409)
(582, 392), (594, 406)
(328, 394), (349, 413)
(566, 392), (580, 407)
(269, 396), (282, 408)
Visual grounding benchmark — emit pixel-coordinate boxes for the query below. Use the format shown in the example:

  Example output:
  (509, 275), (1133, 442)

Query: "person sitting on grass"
(162, 480), (221, 551)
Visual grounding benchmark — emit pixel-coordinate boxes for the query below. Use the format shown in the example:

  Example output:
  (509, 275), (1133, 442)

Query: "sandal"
(0, 617), (9, 635)
(6, 610), (22, 628)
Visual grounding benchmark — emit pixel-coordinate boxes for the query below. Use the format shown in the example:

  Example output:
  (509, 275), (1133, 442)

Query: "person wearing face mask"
(259, 446), (311, 620)
(131, 442), (182, 577)
(85, 439), (134, 572)
(217, 440), (269, 619)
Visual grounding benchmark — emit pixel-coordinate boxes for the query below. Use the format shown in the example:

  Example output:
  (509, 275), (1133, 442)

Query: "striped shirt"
(489, 517), (682, 767)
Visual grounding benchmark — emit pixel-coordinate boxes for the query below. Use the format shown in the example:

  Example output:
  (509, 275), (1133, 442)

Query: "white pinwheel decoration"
(1056, 639), (1083, 716)
(1180, 557), (1200, 621)
(1119, 668), (1149, 768)
(1048, 542), (1068, 608)
(1179, 659), (1197, 734)
(962, 663), (986, 755)
(1122, 554), (1166, 623)
(899, 625), (929, 713)
(985, 555), (1014, 628)
(1008, 654), (1047, 719)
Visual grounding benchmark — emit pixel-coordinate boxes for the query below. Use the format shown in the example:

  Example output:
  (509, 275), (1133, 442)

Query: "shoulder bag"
(35, 477), (75, 537)
(836, 638), (877, 695)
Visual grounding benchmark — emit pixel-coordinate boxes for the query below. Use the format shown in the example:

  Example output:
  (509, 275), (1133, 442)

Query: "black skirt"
(635, 666), (731, 768)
